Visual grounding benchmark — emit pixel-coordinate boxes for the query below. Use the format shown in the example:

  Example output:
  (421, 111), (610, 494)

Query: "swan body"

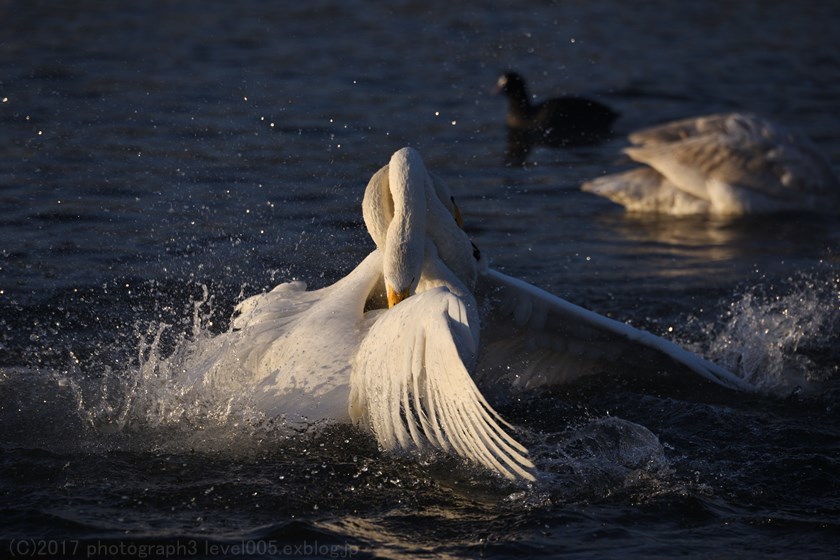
(582, 113), (840, 215)
(185, 147), (750, 481)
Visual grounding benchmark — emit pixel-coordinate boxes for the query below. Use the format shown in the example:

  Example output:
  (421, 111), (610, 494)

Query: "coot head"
(494, 71), (529, 100)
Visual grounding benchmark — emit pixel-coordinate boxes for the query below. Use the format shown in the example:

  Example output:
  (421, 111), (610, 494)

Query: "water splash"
(44, 283), (306, 456)
(695, 271), (839, 394)
(528, 417), (672, 501)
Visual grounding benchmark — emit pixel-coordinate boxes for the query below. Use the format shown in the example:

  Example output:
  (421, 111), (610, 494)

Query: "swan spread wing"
(350, 287), (535, 481)
(475, 268), (753, 393)
(196, 251), (385, 422)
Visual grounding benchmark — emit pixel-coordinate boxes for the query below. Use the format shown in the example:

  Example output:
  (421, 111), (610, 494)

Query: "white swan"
(184, 147), (751, 481)
(582, 113), (839, 215)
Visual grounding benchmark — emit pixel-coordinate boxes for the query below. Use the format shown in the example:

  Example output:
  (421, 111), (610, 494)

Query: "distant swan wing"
(475, 268), (753, 393)
(627, 112), (735, 146)
(349, 287), (536, 481)
(627, 113), (839, 200)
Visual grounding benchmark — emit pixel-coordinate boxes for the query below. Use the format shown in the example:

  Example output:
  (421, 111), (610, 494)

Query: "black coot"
(495, 71), (619, 165)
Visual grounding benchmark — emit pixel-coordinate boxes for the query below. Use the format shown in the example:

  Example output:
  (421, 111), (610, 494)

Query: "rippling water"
(1, 1), (838, 558)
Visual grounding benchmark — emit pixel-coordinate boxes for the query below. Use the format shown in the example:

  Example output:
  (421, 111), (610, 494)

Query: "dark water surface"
(1, 1), (839, 558)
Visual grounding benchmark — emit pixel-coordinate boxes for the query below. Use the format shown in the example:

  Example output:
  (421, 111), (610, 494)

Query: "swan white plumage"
(183, 147), (752, 481)
(582, 113), (839, 215)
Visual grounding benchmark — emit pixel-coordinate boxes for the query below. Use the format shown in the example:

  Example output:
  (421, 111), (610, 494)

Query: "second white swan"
(582, 113), (839, 215)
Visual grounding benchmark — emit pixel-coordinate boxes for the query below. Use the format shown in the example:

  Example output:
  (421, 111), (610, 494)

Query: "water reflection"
(593, 211), (838, 274)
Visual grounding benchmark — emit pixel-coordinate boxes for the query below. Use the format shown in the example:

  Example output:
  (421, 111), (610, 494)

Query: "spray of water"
(694, 271), (839, 394)
(53, 283), (308, 455)
(524, 417), (672, 501)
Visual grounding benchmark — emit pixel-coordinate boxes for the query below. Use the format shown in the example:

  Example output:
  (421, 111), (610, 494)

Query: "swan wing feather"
(350, 287), (535, 481)
(476, 268), (753, 393)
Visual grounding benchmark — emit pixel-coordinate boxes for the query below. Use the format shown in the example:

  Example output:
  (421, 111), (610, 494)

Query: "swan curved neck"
(383, 148), (427, 301)
(362, 147), (479, 306)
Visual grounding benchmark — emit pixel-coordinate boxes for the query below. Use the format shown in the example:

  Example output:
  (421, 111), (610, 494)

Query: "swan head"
(363, 147), (480, 307)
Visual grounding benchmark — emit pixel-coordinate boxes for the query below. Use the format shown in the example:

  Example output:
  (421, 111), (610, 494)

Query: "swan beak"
(453, 200), (464, 228)
(387, 284), (411, 308)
